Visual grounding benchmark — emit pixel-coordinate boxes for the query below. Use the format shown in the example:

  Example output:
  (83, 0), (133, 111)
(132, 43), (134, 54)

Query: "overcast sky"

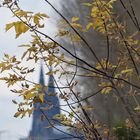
(0, 0), (61, 139)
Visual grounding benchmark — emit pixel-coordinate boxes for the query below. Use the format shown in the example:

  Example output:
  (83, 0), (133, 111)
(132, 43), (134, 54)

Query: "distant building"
(20, 66), (79, 140)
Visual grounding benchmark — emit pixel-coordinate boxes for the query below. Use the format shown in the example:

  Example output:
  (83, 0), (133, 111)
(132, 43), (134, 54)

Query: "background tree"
(59, 0), (140, 130)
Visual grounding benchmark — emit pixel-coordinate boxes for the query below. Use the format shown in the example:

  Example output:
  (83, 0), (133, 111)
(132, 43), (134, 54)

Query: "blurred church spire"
(39, 63), (45, 86)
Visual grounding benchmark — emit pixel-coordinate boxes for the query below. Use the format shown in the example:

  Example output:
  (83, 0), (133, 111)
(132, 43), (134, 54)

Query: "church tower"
(19, 65), (78, 140)
(29, 65), (60, 140)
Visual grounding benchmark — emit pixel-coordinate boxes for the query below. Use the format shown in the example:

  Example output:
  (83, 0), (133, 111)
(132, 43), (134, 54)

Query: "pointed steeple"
(29, 65), (61, 140)
(47, 67), (55, 94)
(45, 67), (61, 121)
(39, 64), (45, 85)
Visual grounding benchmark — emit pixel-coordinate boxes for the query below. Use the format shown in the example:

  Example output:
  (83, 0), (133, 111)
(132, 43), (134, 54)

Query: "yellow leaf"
(109, 0), (117, 4)
(5, 23), (14, 31)
(21, 51), (28, 60)
(27, 109), (33, 117)
(14, 112), (21, 118)
(34, 15), (40, 25)
(121, 69), (133, 74)
(14, 22), (29, 38)
(14, 10), (33, 19)
(5, 21), (30, 38)
(56, 30), (69, 37)
(61, 120), (72, 126)
(72, 17), (79, 22)
(71, 23), (82, 29)
(83, 105), (95, 111)
(134, 106), (140, 112)
(39, 13), (49, 18)
(53, 114), (65, 121)
(86, 23), (93, 30)
(38, 93), (45, 103)
(25, 93), (36, 99)
(46, 71), (54, 75)
(46, 70), (58, 75)
(101, 87), (112, 94)
(82, 3), (92, 7)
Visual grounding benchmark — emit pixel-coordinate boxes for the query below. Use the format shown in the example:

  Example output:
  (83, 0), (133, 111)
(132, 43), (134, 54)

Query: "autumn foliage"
(0, 0), (140, 139)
